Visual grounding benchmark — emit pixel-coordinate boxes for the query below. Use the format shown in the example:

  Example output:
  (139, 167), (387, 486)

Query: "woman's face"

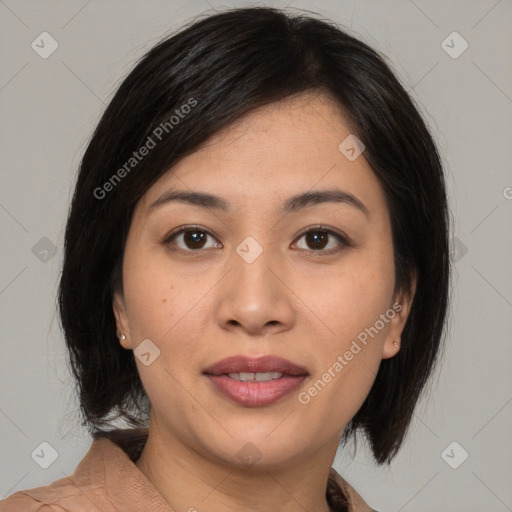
(114, 91), (412, 469)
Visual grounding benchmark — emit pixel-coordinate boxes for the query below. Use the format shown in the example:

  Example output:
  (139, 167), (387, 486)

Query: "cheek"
(123, 248), (214, 380)
(298, 260), (395, 426)
(124, 263), (201, 402)
(123, 248), (188, 338)
(318, 246), (396, 349)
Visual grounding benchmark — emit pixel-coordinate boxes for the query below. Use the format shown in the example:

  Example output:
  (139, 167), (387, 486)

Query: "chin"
(198, 427), (310, 471)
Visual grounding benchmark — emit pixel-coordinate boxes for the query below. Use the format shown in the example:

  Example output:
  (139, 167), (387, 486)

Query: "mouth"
(203, 355), (308, 407)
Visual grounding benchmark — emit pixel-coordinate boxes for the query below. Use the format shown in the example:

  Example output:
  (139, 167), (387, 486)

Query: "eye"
(164, 225), (221, 252)
(163, 224), (349, 255)
(293, 226), (349, 254)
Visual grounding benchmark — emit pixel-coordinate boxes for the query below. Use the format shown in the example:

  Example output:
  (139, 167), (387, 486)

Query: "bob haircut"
(58, 6), (450, 465)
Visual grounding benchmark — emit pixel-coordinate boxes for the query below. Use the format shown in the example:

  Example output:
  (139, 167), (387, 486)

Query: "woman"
(0, 6), (450, 512)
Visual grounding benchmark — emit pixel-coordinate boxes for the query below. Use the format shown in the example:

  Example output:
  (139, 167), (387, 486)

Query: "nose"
(215, 241), (296, 337)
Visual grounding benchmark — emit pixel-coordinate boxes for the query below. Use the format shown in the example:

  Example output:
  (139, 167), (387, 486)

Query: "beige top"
(0, 428), (377, 512)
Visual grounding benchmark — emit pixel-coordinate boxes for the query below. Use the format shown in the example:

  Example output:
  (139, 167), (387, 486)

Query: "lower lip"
(205, 374), (307, 407)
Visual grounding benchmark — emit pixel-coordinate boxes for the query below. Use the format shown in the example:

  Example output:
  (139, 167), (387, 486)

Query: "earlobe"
(113, 293), (130, 349)
(382, 275), (417, 360)
(382, 337), (401, 359)
(118, 332), (130, 349)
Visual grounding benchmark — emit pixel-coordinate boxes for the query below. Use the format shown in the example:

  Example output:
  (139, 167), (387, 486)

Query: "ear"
(113, 292), (132, 350)
(382, 272), (417, 359)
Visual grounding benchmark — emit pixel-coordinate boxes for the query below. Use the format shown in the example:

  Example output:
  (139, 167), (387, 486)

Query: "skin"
(113, 91), (415, 512)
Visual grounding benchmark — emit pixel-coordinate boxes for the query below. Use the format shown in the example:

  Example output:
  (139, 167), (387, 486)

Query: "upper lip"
(203, 355), (308, 376)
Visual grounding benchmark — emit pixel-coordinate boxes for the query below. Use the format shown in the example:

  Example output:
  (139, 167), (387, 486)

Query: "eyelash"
(162, 224), (350, 256)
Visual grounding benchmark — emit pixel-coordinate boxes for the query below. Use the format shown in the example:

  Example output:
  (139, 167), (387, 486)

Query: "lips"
(203, 355), (308, 376)
(203, 356), (308, 407)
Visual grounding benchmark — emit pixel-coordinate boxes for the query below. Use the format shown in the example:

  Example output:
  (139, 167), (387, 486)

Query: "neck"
(135, 423), (339, 512)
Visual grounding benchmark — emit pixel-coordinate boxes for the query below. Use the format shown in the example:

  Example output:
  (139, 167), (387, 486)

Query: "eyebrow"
(148, 188), (369, 217)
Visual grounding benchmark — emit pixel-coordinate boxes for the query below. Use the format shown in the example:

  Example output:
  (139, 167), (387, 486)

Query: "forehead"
(138, 92), (386, 216)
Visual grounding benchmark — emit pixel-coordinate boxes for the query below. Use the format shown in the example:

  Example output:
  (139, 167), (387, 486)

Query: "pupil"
(307, 231), (327, 250)
(185, 231), (205, 249)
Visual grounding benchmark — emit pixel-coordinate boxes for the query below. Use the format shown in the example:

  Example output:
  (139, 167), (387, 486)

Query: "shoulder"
(0, 428), (151, 512)
(0, 468), (104, 511)
(0, 437), (113, 512)
(0, 464), (113, 512)
(0, 487), (76, 511)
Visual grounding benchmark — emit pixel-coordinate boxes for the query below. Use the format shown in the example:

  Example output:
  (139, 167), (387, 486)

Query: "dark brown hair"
(58, 6), (450, 465)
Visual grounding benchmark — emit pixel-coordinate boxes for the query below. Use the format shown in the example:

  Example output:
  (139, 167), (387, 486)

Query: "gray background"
(1, 1), (511, 510)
